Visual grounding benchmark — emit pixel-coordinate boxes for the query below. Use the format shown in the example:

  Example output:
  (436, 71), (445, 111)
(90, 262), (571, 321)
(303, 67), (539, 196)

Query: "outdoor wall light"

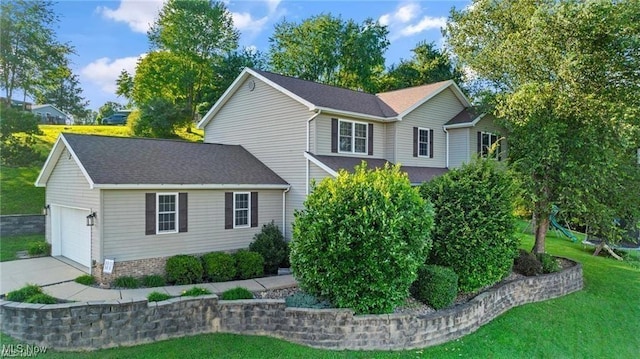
(86, 212), (96, 227)
(42, 204), (50, 216)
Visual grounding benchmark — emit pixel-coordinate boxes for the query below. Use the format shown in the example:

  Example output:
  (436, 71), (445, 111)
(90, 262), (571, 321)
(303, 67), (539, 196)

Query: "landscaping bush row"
(166, 250), (265, 285)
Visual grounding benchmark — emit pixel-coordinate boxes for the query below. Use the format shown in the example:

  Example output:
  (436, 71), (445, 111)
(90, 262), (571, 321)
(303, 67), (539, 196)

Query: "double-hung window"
(339, 120), (368, 154)
(479, 131), (500, 159)
(157, 193), (177, 233)
(418, 128), (431, 157)
(234, 192), (250, 228)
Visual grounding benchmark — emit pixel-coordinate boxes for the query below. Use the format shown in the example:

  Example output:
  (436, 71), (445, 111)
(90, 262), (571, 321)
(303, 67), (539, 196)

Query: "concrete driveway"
(0, 257), (85, 295)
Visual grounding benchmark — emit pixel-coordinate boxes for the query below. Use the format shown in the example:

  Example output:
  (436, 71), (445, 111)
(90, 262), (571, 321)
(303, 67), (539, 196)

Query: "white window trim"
(156, 192), (178, 234)
(233, 192), (251, 229)
(418, 127), (431, 158)
(481, 131), (500, 159)
(338, 119), (369, 155)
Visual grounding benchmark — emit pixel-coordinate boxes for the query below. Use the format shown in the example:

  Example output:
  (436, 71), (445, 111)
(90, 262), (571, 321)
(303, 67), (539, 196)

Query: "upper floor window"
(339, 120), (368, 154)
(478, 131), (500, 159)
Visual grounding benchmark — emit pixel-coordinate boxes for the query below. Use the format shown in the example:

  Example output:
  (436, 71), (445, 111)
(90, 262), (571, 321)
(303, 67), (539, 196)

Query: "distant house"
(37, 68), (506, 280)
(31, 104), (70, 125)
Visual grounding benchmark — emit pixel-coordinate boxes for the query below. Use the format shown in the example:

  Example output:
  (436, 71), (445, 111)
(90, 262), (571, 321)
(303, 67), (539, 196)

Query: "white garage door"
(54, 207), (91, 269)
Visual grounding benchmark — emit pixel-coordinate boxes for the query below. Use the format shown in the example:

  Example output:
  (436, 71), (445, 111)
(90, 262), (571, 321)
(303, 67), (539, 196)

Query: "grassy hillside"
(0, 125), (203, 215)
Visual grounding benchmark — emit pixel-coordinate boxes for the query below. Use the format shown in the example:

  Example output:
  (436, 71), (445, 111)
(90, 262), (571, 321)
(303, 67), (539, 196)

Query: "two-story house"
(36, 68), (505, 280)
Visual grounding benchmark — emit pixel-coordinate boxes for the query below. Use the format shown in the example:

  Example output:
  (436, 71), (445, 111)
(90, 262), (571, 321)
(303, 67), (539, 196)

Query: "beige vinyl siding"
(102, 189), (283, 261)
(448, 128), (470, 168)
(395, 88), (465, 167)
(314, 114), (385, 158)
(309, 161), (333, 187)
(45, 147), (101, 262)
(385, 122), (396, 162)
(203, 76), (310, 239)
(471, 115), (508, 160)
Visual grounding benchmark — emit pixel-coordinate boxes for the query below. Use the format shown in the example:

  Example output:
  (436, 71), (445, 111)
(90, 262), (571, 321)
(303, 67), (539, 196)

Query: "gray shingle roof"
(308, 153), (447, 184)
(62, 134), (288, 186)
(444, 108), (479, 126)
(254, 70), (398, 118)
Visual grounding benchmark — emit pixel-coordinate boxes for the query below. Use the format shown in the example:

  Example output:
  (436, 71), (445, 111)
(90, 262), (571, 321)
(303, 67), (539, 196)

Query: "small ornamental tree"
(291, 163), (434, 314)
(420, 157), (518, 293)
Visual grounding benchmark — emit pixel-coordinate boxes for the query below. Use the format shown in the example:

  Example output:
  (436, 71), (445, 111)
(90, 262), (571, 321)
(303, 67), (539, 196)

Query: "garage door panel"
(56, 207), (91, 268)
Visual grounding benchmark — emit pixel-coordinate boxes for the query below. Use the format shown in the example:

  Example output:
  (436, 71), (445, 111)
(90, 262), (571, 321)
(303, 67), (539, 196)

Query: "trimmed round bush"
(141, 275), (166, 288)
(291, 163), (434, 314)
(410, 265), (458, 310)
(166, 254), (204, 285)
(234, 250), (264, 280)
(249, 221), (289, 274)
(515, 249), (543, 276)
(220, 287), (254, 300)
(420, 158), (518, 293)
(202, 252), (236, 282)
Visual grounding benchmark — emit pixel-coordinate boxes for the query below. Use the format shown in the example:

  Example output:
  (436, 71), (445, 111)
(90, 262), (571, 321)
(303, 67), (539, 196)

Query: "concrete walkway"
(43, 274), (297, 302)
(1, 256), (297, 302)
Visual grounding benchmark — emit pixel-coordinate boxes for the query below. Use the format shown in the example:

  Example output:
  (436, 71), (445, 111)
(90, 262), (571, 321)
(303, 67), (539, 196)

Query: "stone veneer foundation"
(0, 259), (583, 351)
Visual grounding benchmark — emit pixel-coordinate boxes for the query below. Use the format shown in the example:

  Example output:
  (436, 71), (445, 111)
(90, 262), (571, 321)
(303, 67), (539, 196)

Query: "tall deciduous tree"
(445, 0), (640, 252)
(269, 14), (389, 93)
(380, 41), (463, 92)
(145, 0), (239, 122)
(0, 0), (71, 104)
(34, 68), (89, 122)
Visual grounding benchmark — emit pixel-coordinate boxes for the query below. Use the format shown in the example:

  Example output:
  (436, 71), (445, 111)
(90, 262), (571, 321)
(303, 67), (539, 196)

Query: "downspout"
(306, 110), (321, 195)
(443, 127), (450, 168)
(282, 186), (291, 239)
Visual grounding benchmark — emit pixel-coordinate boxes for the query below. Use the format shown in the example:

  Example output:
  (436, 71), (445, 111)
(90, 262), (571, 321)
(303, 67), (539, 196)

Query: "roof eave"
(443, 113), (487, 129)
(93, 183), (291, 190)
(313, 106), (396, 122)
(35, 134), (96, 188)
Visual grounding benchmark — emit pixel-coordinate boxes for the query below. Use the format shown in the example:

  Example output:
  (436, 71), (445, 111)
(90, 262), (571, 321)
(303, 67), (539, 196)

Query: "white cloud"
(80, 55), (144, 95)
(231, 0), (284, 36)
(97, 0), (164, 33)
(379, 2), (446, 40)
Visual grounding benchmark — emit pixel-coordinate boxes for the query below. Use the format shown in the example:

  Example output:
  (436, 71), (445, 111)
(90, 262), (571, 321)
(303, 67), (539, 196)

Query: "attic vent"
(247, 80), (255, 91)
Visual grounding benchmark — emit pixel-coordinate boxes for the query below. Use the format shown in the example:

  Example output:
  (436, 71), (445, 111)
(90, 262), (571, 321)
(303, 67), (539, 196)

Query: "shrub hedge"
(234, 250), (264, 280)
(202, 252), (236, 282)
(291, 163), (434, 314)
(420, 157), (518, 293)
(166, 255), (203, 285)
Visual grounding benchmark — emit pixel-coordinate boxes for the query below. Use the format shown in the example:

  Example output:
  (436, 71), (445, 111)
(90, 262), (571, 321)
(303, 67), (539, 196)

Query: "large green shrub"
(233, 250), (264, 279)
(410, 264), (458, 310)
(420, 157), (518, 293)
(166, 255), (204, 285)
(249, 221), (289, 274)
(202, 252), (236, 282)
(291, 163), (434, 314)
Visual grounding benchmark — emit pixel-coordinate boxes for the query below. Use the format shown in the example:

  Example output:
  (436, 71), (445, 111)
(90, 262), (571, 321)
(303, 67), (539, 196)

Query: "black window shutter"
(429, 129), (434, 159)
(178, 193), (188, 233)
(368, 123), (374, 155)
(477, 131), (482, 154)
(331, 118), (338, 153)
(225, 192), (233, 229)
(412, 127), (418, 157)
(145, 193), (156, 235)
(251, 192), (258, 228)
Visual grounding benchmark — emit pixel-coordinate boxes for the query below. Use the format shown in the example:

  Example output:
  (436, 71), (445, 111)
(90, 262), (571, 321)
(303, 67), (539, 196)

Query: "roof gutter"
(91, 184), (291, 190)
(313, 106), (395, 122)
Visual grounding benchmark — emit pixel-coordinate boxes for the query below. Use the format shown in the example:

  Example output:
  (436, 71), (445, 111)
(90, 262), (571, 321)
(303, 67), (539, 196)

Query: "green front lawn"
(1, 229), (638, 358)
(0, 234), (45, 262)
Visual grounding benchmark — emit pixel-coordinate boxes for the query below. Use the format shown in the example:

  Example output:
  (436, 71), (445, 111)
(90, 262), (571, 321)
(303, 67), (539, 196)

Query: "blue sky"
(52, 0), (470, 111)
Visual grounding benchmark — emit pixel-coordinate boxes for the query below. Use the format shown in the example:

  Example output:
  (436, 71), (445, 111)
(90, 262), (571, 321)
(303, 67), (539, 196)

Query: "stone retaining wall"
(0, 260), (583, 351)
(0, 215), (45, 237)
